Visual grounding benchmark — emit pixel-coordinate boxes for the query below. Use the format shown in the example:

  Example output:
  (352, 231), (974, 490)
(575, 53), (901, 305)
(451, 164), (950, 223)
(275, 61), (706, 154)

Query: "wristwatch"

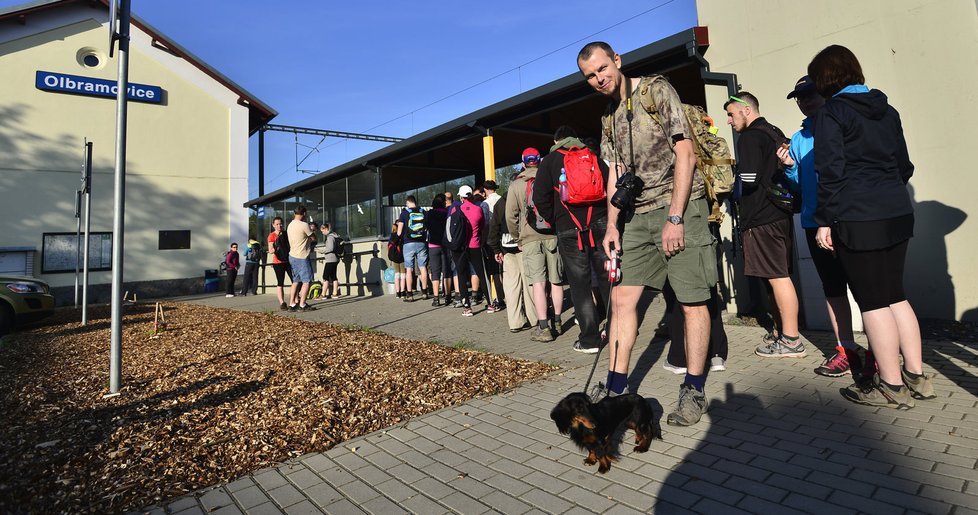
(666, 215), (684, 225)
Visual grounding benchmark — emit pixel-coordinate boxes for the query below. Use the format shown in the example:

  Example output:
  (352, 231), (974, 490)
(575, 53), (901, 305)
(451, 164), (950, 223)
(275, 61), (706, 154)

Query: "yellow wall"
(697, 0), (978, 322)
(0, 9), (249, 291)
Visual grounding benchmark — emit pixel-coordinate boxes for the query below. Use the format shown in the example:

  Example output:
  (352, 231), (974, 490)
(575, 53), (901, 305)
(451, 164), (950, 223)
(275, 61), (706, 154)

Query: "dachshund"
(550, 392), (659, 473)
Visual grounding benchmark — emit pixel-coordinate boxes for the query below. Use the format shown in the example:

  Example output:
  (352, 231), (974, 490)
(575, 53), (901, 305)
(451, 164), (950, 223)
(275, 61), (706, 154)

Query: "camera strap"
(625, 77), (636, 175)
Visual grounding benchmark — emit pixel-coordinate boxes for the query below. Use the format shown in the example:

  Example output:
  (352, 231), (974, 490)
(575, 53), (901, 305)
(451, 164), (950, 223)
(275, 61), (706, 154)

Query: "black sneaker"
(288, 304), (297, 312)
(403, 291), (414, 302)
(573, 341), (600, 354)
(279, 302), (288, 311)
(299, 304), (316, 312)
(472, 293), (483, 305)
(431, 297), (442, 307)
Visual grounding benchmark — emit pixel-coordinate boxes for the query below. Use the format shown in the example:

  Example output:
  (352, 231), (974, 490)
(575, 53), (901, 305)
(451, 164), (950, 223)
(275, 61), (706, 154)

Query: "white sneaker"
(710, 356), (726, 372)
(225, 294), (235, 298)
(662, 361), (687, 375)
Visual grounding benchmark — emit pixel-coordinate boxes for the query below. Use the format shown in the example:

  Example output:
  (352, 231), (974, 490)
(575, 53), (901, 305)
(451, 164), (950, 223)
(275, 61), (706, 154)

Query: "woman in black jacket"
(809, 45), (932, 409)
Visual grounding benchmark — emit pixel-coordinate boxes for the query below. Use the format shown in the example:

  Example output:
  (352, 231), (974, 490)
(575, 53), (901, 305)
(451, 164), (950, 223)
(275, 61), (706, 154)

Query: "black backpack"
(387, 229), (404, 263)
(272, 231), (290, 262)
(445, 204), (471, 252)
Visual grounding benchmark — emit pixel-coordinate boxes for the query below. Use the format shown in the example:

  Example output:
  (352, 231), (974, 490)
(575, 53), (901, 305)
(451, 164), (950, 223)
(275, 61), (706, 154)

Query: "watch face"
(667, 215), (683, 225)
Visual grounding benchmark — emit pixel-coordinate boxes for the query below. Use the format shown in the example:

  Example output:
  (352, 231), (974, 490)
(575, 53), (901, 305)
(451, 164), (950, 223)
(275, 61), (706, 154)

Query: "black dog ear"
(550, 401), (573, 434)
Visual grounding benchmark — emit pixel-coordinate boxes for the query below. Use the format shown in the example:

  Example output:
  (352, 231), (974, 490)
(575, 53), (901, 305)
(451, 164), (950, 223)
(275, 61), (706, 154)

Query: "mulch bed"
(0, 303), (556, 513)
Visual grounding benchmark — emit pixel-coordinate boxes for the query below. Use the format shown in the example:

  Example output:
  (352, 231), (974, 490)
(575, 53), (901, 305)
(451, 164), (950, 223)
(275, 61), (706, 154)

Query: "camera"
(610, 172), (645, 210)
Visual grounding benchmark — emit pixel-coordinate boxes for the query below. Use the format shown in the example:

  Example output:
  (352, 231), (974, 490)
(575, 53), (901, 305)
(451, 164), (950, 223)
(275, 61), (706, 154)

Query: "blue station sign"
(35, 70), (163, 104)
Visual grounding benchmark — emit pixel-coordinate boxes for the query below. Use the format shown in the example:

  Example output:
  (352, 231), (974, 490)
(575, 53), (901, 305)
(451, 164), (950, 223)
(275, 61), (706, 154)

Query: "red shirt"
(267, 231), (284, 264)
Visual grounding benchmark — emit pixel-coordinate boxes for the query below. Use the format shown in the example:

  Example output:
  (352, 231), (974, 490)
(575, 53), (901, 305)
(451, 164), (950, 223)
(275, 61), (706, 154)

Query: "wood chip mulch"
(0, 303), (557, 513)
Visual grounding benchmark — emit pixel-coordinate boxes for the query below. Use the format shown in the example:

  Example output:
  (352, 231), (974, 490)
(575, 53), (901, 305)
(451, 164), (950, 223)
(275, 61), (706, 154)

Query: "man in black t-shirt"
(725, 91), (805, 358)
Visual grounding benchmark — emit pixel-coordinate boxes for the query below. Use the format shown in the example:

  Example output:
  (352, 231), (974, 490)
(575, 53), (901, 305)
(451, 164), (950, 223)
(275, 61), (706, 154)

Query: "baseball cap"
(457, 185), (473, 198)
(521, 147), (541, 166)
(786, 75), (816, 99)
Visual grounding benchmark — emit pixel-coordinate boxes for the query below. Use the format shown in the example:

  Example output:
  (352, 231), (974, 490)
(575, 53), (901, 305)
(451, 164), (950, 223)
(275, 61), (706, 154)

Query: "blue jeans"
(403, 241), (429, 269)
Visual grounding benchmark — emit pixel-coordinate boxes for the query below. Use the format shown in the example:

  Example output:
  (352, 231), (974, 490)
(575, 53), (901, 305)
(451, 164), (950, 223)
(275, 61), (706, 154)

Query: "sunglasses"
(728, 95), (750, 107)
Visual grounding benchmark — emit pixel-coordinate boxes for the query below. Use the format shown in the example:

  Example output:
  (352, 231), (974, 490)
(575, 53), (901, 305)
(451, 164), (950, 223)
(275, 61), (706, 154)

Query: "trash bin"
(204, 269), (220, 293)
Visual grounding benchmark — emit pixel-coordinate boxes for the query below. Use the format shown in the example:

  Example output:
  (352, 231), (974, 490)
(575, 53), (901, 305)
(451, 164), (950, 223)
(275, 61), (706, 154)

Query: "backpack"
(220, 251), (229, 272)
(387, 225), (404, 263)
(745, 123), (801, 215)
(602, 75), (736, 224)
(406, 208), (426, 240)
(524, 177), (553, 233)
(333, 235), (347, 259)
(246, 242), (262, 263)
(557, 147), (606, 205)
(445, 204), (471, 252)
(272, 231), (290, 262)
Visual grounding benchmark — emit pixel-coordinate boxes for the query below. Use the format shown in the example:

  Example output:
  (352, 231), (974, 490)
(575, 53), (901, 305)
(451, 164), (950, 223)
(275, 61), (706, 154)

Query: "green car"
(0, 276), (55, 336)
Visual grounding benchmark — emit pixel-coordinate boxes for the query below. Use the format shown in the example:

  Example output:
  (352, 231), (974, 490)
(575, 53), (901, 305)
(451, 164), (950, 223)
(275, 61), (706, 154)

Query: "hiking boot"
(710, 357), (726, 372)
(550, 316), (562, 336)
(402, 291), (414, 302)
(451, 298), (465, 308)
(901, 369), (936, 400)
(431, 297), (442, 307)
(279, 302), (288, 311)
(662, 361), (687, 375)
(396, 291), (403, 298)
(755, 335), (806, 358)
(530, 327), (554, 342)
(815, 350), (850, 377)
(422, 292), (431, 301)
(667, 383), (707, 426)
(573, 340), (600, 354)
(841, 374), (914, 409)
(461, 307), (474, 317)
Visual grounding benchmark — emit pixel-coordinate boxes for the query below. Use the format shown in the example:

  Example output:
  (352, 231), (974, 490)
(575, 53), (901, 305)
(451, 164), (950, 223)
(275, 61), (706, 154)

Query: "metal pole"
(74, 190), (81, 307)
(108, 0), (131, 395)
(82, 141), (93, 325)
(258, 128), (265, 197)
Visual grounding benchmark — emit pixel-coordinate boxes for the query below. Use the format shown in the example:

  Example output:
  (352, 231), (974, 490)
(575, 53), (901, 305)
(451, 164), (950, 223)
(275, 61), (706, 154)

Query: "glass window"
(348, 170), (379, 239)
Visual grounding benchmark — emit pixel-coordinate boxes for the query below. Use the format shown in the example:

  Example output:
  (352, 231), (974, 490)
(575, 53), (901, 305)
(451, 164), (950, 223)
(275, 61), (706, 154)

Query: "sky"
(3, 0), (698, 198)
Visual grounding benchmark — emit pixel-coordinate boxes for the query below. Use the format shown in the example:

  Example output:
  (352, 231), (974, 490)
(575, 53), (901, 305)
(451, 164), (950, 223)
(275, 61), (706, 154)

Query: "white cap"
(457, 185), (473, 198)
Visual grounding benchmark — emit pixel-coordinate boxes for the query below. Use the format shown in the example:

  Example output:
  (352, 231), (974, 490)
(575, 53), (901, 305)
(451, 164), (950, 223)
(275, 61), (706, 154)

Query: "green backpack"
(603, 75), (736, 224)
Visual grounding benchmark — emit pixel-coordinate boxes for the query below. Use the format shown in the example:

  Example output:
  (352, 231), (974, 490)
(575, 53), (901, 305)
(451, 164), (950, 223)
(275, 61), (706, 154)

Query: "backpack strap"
(554, 186), (595, 251)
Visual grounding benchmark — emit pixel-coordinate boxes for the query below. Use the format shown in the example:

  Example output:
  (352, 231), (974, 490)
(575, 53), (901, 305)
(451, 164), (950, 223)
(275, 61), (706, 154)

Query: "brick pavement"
(145, 290), (978, 514)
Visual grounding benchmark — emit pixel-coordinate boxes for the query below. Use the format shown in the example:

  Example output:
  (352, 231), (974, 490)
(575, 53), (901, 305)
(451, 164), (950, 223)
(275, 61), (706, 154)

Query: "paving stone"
(438, 491), (490, 514)
(232, 486), (273, 510)
(519, 487), (575, 513)
(479, 490), (533, 514)
(750, 455), (810, 479)
(173, 505), (206, 515)
(599, 484), (657, 512)
(398, 494), (448, 515)
(166, 496), (200, 513)
(681, 477), (743, 506)
(782, 492), (848, 513)
(411, 477), (454, 500)
(483, 471), (536, 497)
(487, 457), (535, 479)
(932, 462), (978, 482)
(302, 482), (344, 508)
(359, 495), (407, 515)
(285, 469), (324, 490)
(691, 497), (754, 515)
(318, 498), (365, 515)
(334, 479), (380, 506)
(267, 484), (306, 509)
(828, 489), (905, 514)
(253, 470), (290, 491)
(246, 502), (284, 515)
(200, 488), (235, 512)
(386, 463), (426, 484)
(787, 453), (852, 477)
(226, 477), (257, 493)
(918, 485), (978, 511)
(827, 451), (893, 474)
(282, 500), (322, 515)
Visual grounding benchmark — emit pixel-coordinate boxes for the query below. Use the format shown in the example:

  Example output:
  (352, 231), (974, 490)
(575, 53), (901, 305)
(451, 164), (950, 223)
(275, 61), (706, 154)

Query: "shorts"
(323, 262), (339, 282)
(391, 261), (406, 274)
(428, 245), (448, 280)
(289, 256), (314, 283)
(620, 198), (717, 304)
(835, 237), (908, 312)
(403, 241), (429, 269)
(742, 217), (793, 279)
(804, 228), (847, 298)
(272, 262), (292, 287)
(522, 238), (563, 285)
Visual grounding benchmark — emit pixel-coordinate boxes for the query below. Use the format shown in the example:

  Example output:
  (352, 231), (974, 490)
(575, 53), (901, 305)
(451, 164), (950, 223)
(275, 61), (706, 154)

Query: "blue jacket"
(783, 117), (816, 228)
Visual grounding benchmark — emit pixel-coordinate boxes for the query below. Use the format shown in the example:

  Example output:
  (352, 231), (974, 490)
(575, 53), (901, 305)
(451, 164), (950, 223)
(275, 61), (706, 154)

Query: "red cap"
(522, 147), (541, 165)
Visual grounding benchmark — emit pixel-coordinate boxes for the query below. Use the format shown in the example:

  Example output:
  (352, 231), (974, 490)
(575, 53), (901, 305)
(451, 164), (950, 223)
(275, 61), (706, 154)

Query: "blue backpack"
(445, 204), (471, 252)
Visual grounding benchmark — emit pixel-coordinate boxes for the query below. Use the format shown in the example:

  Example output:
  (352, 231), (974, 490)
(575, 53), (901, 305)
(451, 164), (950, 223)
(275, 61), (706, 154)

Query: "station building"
(0, 0), (275, 302)
(248, 0), (978, 325)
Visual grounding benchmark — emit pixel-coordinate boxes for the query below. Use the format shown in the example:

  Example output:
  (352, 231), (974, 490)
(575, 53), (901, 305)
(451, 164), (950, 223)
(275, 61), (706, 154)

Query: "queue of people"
(226, 42), (931, 419)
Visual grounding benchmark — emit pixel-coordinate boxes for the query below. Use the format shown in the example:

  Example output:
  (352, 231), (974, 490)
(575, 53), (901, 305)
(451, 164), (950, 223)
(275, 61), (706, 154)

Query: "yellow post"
(483, 134), (496, 181)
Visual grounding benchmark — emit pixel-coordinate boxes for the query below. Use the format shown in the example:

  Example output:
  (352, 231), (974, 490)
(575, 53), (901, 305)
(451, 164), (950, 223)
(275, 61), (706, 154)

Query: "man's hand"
(661, 223), (685, 257)
(603, 224), (621, 259)
(495, 252), (504, 264)
(776, 146), (795, 167)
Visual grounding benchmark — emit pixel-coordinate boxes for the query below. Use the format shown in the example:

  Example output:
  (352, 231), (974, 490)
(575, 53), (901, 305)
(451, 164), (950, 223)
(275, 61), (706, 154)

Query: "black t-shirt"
(736, 118), (793, 229)
(425, 208), (448, 246)
(398, 207), (427, 243)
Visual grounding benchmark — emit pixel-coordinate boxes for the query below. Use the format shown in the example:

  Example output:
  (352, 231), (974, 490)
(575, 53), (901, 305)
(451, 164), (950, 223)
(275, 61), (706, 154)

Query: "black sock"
(538, 320), (549, 330)
(783, 334), (800, 341)
(881, 380), (904, 392)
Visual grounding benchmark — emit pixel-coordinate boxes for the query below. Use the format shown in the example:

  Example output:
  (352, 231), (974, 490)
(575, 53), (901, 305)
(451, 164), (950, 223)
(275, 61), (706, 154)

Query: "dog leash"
(582, 227), (623, 395)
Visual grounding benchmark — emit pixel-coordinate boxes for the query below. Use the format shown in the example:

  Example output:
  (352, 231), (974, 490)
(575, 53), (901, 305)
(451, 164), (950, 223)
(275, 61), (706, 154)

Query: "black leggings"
(452, 248), (488, 301)
(835, 239), (909, 312)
